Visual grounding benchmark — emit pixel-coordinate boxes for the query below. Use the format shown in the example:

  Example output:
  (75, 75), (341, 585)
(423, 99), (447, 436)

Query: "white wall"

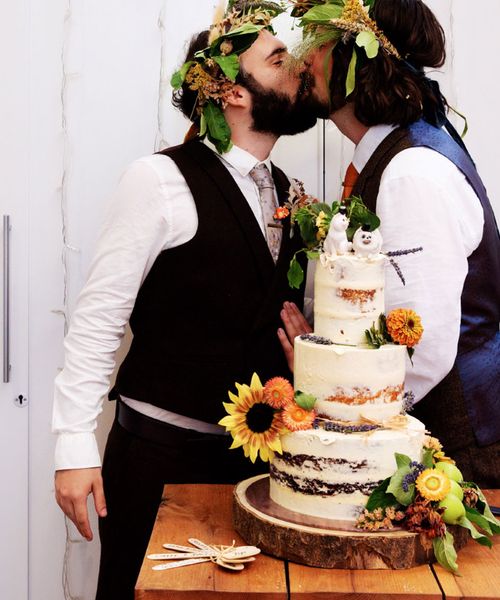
(1, 1), (497, 599)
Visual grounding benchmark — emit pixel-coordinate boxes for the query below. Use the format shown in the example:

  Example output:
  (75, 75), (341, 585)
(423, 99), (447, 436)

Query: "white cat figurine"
(323, 210), (352, 255)
(352, 225), (383, 258)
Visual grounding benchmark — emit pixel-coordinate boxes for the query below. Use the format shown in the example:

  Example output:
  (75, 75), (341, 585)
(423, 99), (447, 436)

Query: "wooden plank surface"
(135, 484), (287, 600)
(433, 490), (500, 600)
(287, 563), (442, 599)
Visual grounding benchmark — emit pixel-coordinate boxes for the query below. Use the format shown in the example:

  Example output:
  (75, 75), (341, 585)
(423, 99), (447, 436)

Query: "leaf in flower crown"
(203, 101), (232, 154)
(433, 530), (459, 573)
(356, 30), (380, 59)
(294, 391), (317, 411)
(213, 54), (240, 81)
(300, 3), (343, 24)
(457, 516), (493, 548)
(345, 49), (357, 98)
(171, 61), (195, 90)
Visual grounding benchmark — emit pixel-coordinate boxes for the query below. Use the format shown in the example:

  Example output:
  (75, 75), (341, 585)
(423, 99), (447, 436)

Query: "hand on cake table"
(278, 301), (312, 372)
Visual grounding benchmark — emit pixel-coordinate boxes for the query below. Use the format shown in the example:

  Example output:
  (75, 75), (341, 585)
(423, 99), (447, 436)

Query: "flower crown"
(171, 1), (285, 154)
(290, 0), (400, 97)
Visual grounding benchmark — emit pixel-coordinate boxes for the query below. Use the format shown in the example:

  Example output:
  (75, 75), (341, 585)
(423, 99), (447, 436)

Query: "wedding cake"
(269, 212), (426, 522)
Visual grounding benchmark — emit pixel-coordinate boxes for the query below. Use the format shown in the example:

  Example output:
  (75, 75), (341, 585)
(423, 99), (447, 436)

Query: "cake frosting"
(269, 218), (425, 522)
(270, 416), (425, 521)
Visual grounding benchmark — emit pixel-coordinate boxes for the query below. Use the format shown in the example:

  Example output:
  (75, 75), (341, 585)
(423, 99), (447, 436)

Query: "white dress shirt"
(52, 141), (280, 470)
(352, 124), (484, 403)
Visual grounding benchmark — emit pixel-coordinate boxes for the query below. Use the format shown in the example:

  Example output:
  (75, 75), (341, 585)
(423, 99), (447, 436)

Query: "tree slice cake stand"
(233, 474), (469, 569)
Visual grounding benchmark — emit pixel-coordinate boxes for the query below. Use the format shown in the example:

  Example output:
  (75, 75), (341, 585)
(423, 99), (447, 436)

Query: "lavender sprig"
(300, 334), (334, 345)
(402, 461), (426, 492)
(402, 391), (415, 414)
(386, 247), (423, 257)
(386, 247), (423, 286)
(313, 419), (381, 433)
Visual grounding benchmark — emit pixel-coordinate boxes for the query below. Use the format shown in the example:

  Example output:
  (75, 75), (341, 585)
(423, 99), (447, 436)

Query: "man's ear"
(224, 84), (251, 109)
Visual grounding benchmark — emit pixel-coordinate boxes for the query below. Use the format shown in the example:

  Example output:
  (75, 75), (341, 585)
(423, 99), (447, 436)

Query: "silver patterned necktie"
(249, 163), (282, 263)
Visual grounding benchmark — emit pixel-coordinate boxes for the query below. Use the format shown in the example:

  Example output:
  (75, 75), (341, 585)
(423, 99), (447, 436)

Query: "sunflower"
(386, 308), (424, 347)
(282, 403), (316, 432)
(415, 468), (451, 501)
(263, 377), (294, 409)
(219, 373), (285, 463)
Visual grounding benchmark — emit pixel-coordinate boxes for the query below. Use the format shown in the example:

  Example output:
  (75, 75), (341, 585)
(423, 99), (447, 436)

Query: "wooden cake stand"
(233, 474), (469, 569)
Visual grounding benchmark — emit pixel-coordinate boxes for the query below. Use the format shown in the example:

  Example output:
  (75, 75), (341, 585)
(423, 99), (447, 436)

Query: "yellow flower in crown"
(219, 373), (285, 462)
(416, 469), (451, 502)
(386, 308), (423, 348)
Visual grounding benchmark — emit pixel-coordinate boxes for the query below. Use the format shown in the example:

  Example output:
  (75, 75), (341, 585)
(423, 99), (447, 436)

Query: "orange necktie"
(341, 162), (359, 202)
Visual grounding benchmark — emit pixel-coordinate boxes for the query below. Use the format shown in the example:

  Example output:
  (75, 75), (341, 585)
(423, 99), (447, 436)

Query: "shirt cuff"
(54, 432), (102, 470)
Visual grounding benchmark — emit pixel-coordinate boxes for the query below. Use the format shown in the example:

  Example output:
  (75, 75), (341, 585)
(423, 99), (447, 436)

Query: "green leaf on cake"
(365, 477), (399, 511)
(465, 506), (500, 535)
(421, 448), (434, 469)
(306, 250), (320, 260)
(457, 516), (492, 548)
(463, 485), (500, 534)
(288, 253), (305, 289)
(395, 453), (412, 469)
(294, 391), (317, 411)
(387, 455), (414, 506)
(433, 530), (459, 573)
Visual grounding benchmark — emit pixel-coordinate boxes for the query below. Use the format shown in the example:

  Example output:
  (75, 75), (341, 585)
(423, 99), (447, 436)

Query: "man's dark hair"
(172, 30), (210, 123)
(329, 0), (447, 127)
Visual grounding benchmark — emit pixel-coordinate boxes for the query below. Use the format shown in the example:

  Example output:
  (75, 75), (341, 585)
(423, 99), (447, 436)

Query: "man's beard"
(239, 71), (318, 136)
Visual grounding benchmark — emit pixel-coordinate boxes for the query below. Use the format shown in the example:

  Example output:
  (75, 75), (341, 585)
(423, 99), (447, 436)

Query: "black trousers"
(95, 406), (267, 600)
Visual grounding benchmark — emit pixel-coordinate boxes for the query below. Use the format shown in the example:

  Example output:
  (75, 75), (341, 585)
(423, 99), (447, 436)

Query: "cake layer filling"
(294, 337), (406, 422)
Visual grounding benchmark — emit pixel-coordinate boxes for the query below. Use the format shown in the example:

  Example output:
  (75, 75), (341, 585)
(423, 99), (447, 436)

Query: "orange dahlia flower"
(386, 308), (423, 347)
(263, 377), (294, 409)
(282, 403), (316, 431)
(274, 206), (290, 220)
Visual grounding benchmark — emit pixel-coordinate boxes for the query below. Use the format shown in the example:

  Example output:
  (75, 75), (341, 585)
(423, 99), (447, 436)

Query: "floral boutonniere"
(273, 178), (319, 225)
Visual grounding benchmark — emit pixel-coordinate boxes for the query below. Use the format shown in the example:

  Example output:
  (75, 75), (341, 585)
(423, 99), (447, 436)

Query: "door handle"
(3, 215), (10, 383)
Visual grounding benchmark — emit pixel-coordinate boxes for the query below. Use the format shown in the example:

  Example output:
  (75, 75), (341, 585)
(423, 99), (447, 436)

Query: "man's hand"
(278, 301), (312, 372)
(55, 467), (107, 541)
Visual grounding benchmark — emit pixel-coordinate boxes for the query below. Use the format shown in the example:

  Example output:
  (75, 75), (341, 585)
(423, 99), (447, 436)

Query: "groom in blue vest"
(291, 0), (500, 485)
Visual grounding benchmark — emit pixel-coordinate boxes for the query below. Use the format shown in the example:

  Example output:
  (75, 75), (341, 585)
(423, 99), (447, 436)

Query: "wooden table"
(135, 486), (500, 599)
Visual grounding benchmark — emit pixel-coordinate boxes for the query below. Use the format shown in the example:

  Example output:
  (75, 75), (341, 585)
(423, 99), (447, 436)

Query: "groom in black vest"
(53, 5), (318, 599)
(289, 0), (500, 485)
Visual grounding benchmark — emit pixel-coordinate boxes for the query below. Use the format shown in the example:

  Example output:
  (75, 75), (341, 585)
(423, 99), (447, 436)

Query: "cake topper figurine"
(353, 224), (383, 258)
(323, 206), (352, 256)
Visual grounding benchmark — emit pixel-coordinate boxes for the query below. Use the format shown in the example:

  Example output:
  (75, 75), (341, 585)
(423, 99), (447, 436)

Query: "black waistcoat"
(352, 120), (500, 446)
(113, 140), (306, 423)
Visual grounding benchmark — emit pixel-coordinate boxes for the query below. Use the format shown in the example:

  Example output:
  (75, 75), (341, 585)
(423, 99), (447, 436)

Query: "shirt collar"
(203, 137), (273, 177)
(352, 124), (398, 173)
